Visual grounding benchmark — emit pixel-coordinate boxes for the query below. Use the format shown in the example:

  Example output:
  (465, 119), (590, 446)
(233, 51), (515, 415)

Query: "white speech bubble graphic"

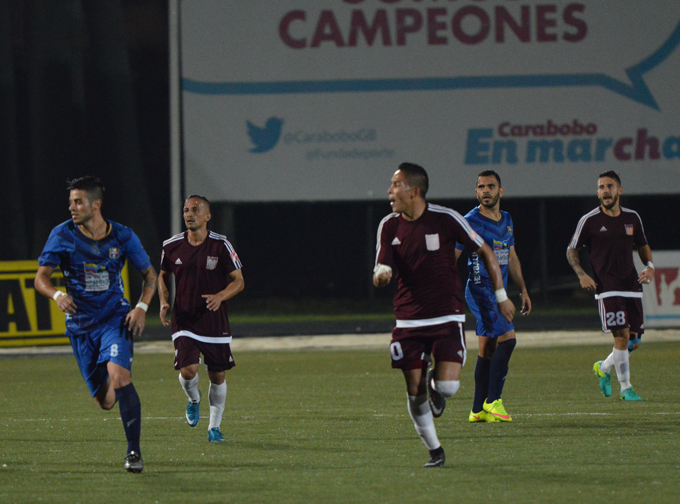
(181, 0), (680, 109)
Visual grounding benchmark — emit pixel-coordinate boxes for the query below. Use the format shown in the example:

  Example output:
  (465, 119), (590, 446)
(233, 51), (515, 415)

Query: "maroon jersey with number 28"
(569, 206), (648, 297)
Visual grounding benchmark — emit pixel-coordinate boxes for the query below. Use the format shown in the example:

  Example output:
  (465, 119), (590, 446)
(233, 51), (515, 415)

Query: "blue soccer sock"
(487, 339), (517, 403)
(472, 355), (491, 413)
(116, 383), (141, 455)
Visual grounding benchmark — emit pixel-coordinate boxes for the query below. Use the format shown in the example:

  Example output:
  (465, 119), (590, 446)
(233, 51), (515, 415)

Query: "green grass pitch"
(1, 341), (679, 504)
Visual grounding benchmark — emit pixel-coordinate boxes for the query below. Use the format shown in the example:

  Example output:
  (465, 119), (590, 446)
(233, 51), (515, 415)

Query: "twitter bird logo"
(247, 117), (283, 153)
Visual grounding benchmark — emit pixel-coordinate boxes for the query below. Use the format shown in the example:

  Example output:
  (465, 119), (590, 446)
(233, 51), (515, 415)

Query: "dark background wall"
(2, 1), (678, 308)
(216, 195), (680, 304)
(1, 0), (169, 265)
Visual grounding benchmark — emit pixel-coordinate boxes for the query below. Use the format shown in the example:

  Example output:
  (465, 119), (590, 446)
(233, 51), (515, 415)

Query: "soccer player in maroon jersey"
(158, 195), (245, 441)
(567, 171), (654, 401)
(374, 163), (515, 468)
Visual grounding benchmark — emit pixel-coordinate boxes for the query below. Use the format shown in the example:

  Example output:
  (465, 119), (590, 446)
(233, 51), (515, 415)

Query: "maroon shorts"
(173, 336), (235, 372)
(389, 322), (467, 370)
(597, 296), (644, 335)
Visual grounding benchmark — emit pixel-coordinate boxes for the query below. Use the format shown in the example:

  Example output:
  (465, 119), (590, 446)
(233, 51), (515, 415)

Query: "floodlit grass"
(1, 342), (678, 503)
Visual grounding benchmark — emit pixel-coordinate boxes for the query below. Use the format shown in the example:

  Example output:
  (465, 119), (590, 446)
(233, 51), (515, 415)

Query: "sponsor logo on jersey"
(206, 256), (218, 270)
(471, 252), (481, 284)
(109, 247), (120, 260)
(600, 226), (608, 232)
(392, 237), (401, 246)
(83, 262), (110, 292)
(230, 252), (239, 264)
(625, 224), (634, 235)
(493, 240), (510, 265)
(175, 258), (182, 265)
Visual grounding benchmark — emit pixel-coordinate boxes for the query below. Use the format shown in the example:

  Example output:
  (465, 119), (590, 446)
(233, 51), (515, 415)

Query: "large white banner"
(636, 251), (680, 328)
(179, 0), (680, 202)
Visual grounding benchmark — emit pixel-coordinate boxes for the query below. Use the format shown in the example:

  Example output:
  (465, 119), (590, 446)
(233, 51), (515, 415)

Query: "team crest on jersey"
(109, 247), (120, 260)
(625, 224), (634, 235)
(206, 256), (218, 270)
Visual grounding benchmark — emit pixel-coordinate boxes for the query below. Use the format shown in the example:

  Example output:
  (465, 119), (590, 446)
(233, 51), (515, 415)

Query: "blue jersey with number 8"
(39, 220), (151, 333)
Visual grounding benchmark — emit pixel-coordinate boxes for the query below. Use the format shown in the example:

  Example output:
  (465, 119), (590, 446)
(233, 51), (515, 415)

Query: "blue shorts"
(67, 318), (134, 397)
(465, 284), (514, 339)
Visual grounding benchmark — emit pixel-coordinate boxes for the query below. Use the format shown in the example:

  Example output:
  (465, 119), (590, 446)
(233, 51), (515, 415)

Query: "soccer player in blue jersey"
(34, 176), (157, 473)
(455, 170), (531, 422)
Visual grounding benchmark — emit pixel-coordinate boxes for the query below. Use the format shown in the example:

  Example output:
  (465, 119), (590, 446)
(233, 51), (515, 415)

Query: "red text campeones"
(280, 4), (587, 48)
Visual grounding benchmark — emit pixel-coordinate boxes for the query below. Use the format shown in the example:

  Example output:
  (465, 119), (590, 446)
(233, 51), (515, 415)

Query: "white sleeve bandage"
(135, 302), (149, 312)
(434, 380), (460, 399)
(495, 288), (509, 303)
(375, 264), (392, 277)
(52, 290), (65, 301)
(646, 261), (654, 270)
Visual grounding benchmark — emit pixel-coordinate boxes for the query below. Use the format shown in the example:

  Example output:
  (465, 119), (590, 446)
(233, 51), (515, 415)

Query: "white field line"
(6, 411), (680, 424)
(2, 329), (679, 356)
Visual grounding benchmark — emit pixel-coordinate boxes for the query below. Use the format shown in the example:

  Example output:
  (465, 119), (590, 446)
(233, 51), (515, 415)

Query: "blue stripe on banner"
(182, 19), (680, 110)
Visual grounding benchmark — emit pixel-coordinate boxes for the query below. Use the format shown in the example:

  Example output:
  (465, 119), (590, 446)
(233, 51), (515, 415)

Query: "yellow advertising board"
(0, 260), (129, 347)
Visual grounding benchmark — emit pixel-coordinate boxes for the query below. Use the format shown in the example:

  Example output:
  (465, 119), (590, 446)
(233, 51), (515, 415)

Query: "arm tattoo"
(566, 248), (586, 277)
(141, 266), (158, 293)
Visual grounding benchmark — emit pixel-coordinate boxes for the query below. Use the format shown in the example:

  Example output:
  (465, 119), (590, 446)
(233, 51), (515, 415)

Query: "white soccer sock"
(179, 373), (200, 403)
(612, 348), (632, 391)
(208, 381), (227, 430)
(407, 394), (440, 451)
(601, 351), (615, 374)
(434, 380), (460, 398)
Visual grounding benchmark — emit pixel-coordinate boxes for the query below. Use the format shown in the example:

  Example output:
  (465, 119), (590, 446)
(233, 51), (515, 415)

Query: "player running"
(374, 163), (514, 468)
(567, 171), (654, 401)
(35, 176), (157, 473)
(158, 195), (244, 442)
(456, 170), (531, 423)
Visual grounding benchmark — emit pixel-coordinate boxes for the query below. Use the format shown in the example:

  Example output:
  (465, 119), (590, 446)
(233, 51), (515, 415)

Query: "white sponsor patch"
(84, 263), (109, 292)
(425, 233), (440, 251)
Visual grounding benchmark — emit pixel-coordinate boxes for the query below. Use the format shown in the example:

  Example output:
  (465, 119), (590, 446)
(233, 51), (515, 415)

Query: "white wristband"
(52, 290), (65, 301)
(495, 288), (509, 303)
(135, 302), (149, 313)
(646, 262), (654, 270)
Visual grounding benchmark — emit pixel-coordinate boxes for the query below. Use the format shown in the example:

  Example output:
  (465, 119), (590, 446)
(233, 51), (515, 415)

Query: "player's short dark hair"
(66, 176), (105, 203)
(185, 194), (211, 212)
(477, 169), (501, 187)
(398, 162), (429, 198)
(598, 170), (621, 186)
